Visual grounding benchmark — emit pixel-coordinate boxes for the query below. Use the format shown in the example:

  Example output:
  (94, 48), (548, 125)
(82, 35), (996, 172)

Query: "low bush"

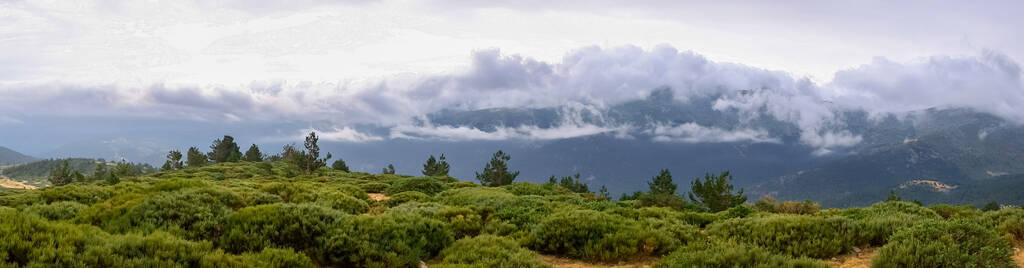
(22, 201), (87, 221)
(983, 208), (1024, 243)
(529, 209), (697, 262)
(321, 213), (453, 268)
(706, 214), (858, 258)
(219, 203), (346, 254)
(385, 191), (432, 207)
(928, 204), (982, 219)
(385, 177), (445, 196)
(654, 241), (828, 268)
(312, 192), (370, 214)
(873, 220), (1013, 267)
(754, 197), (820, 215)
(840, 201), (942, 245)
(80, 188), (241, 240)
(358, 182), (390, 193)
(503, 182), (565, 196)
(433, 235), (549, 268)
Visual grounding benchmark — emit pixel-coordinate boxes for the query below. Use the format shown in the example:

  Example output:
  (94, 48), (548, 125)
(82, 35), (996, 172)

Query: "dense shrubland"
(2, 135), (1023, 267)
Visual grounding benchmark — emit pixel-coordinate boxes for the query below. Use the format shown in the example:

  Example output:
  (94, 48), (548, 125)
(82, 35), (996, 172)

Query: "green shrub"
(502, 182), (564, 196)
(983, 208), (1024, 243)
(82, 188), (242, 240)
(0, 207), (309, 267)
(386, 191), (432, 207)
(873, 220), (1013, 267)
(321, 213), (453, 268)
(312, 192), (370, 214)
(439, 187), (554, 236)
(332, 184), (370, 201)
(706, 214), (858, 258)
(753, 197), (820, 215)
(385, 177), (445, 196)
(529, 210), (697, 262)
(654, 241), (828, 268)
(219, 203), (347, 254)
(359, 182), (390, 193)
(434, 235), (549, 268)
(840, 201), (942, 245)
(387, 203), (484, 239)
(22, 201), (87, 221)
(928, 204), (982, 219)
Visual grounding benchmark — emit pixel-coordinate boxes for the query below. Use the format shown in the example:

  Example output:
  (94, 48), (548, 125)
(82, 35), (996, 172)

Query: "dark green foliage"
(187, 147), (208, 167)
(322, 213), (453, 268)
(873, 220), (1014, 267)
(381, 164), (396, 174)
(688, 171), (746, 212)
(647, 169), (676, 195)
(0, 207), (313, 267)
(48, 160), (80, 186)
(654, 241), (828, 268)
(422, 154), (451, 177)
(598, 185), (610, 200)
(208, 135), (243, 163)
(476, 150), (519, 187)
(982, 208), (1024, 243)
(219, 203), (346, 254)
(928, 204), (982, 219)
(886, 189), (901, 202)
(331, 159), (350, 172)
(292, 132), (331, 174)
(551, 173), (589, 193)
(706, 214), (859, 258)
(984, 201), (1001, 211)
(243, 144), (263, 162)
(503, 182), (565, 196)
(23, 201), (87, 221)
(434, 235), (549, 268)
(386, 177), (445, 195)
(386, 191), (432, 207)
(162, 150), (183, 171)
(841, 201), (942, 245)
(529, 209), (700, 262)
(359, 182), (390, 193)
(754, 196), (821, 215)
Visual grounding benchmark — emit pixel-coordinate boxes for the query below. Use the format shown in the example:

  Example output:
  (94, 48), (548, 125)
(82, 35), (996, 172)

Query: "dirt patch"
(1013, 248), (1024, 267)
(541, 255), (656, 268)
(0, 177), (36, 190)
(826, 247), (876, 268)
(368, 193), (390, 201)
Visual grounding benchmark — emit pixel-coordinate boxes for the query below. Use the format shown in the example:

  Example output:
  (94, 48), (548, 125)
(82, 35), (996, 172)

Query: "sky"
(2, 0), (1024, 155)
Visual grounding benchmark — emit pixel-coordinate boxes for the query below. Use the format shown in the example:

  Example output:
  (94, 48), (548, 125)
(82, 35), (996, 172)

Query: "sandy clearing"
(827, 247), (876, 268)
(0, 177), (36, 190)
(541, 255), (656, 268)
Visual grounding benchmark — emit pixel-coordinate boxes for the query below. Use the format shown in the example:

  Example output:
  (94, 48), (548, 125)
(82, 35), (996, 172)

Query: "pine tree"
(422, 154), (451, 176)
(186, 147), (208, 167)
(983, 201), (1000, 211)
(208, 135), (242, 163)
(648, 169), (677, 195)
(382, 164), (395, 174)
(688, 171), (747, 212)
(599, 185), (611, 200)
(162, 150), (183, 171)
(332, 159), (350, 172)
(294, 132), (331, 174)
(49, 160), (75, 186)
(90, 163), (108, 182)
(244, 144), (263, 162)
(475, 150), (519, 187)
(887, 190), (902, 202)
(556, 173), (590, 193)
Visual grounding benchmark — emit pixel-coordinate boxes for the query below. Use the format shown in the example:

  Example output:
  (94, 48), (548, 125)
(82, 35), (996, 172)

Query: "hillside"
(0, 158), (155, 188)
(0, 160), (1021, 267)
(0, 146), (36, 165)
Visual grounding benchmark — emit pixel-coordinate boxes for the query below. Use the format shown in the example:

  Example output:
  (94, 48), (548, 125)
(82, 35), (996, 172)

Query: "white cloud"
(651, 123), (779, 144)
(0, 115), (23, 125)
(389, 123), (626, 141)
(308, 127), (384, 142)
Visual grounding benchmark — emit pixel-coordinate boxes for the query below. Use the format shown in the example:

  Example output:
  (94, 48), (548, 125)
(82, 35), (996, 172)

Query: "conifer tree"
(162, 150), (183, 171)
(186, 147), (208, 167)
(476, 150), (519, 187)
(295, 132), (331, 174)
(648, 169), (677, 195)
(91, 162), (108, 182)
(331, 159), (350, 172)
(49, 160), (75, 186)
(244, 144), (263, 162)
(422, 154), (451, 176)
(688, 171), (746, 212)
(382, 164), (395, 174)
(599, 185), (611, 200)
(208, 135), (242, 163)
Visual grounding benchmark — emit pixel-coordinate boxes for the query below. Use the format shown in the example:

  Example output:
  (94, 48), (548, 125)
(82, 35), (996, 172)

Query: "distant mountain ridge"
(0, 146), (36, 165)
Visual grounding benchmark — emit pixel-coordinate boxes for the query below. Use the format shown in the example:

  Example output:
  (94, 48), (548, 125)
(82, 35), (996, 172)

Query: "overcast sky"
(2, 0), (1023, 152)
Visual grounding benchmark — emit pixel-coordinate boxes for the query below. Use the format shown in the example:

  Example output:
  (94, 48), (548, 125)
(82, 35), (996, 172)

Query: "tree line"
(51, 131), (748, 210)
